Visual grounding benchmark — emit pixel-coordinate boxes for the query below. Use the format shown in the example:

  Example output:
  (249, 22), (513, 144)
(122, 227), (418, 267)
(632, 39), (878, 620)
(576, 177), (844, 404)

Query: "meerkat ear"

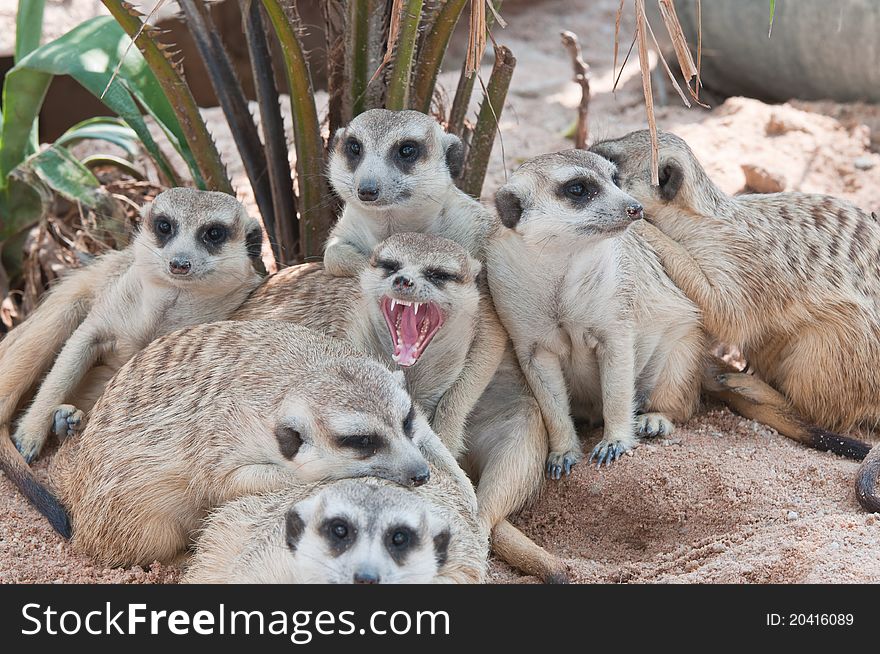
(494, 186), (525, 229)
(329, 127), (346, 153)
(433, 529), (451, 568)
(658, 159), (684, 202)
(275, 424), (304, 459)
(285, 508), (306, 552)
(245, 220), (267, 275)
(442, 133), (464, 179)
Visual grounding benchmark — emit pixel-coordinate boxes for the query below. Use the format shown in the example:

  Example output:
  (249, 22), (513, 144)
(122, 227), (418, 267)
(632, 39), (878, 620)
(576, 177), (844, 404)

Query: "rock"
(742, 164), (786, 193)
(854, 156), (876, 171)
(786, 510), (799, 521)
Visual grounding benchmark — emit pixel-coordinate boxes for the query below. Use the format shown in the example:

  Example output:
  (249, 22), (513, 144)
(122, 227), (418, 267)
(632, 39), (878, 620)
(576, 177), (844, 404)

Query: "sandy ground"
(2, 0), (880, 583)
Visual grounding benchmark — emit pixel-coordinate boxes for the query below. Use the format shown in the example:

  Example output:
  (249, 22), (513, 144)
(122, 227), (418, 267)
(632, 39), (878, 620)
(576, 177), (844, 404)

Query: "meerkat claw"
(53, 404), (85, 440)
(589, 441), (630, 468)
(547, 451), (580, 480)
(14, 435), (39, 465)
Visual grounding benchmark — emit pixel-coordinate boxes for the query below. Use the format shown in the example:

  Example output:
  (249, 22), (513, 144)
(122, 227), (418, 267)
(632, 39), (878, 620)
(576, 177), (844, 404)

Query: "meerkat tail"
(707, 365), (871, 460)
(0, 424), (71, 538)
(491, 519), (569, 584)
(856, 444), (880, 513)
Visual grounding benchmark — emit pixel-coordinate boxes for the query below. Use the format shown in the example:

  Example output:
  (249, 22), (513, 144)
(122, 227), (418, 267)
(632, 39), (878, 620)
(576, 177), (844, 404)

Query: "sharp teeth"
(413, 303), (421, 315)
(391, 299), (397, 310)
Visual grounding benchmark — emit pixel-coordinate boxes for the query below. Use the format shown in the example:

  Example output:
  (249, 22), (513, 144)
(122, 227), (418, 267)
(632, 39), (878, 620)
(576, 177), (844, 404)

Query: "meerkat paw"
(13, 428), (44, 464)
(635, 412), (674, 438)
(53, 404), (86, 440)
(588, 432), (638, 468)
(546, 448), (582, 480)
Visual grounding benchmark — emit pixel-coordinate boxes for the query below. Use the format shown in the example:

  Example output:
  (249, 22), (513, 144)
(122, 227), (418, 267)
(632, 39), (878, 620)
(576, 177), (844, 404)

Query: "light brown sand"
(1, 0), (879, 584)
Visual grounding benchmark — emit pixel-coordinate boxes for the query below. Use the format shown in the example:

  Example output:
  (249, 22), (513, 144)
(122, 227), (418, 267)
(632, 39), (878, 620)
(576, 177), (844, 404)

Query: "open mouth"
(380, 297), (444, 367)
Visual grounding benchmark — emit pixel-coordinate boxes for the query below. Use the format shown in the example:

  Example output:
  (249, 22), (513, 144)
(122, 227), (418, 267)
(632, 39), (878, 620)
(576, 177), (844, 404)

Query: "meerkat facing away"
(488, 150), (705, 477)
(185, 436), (486, 584)
(46, 321), (434, 567)
(323, 109), (492, 277)
(235, 232), (495, 457)
(591, 131), (877, 488)
(0, 188), (264, 534)
(234, 235), (564, 582)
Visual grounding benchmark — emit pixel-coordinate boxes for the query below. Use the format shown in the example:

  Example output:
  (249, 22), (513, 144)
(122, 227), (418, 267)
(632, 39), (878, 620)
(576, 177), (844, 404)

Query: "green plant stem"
(348, 0), (370, 118)
(385, 0), (425, 110)
(100, 0), (231, 192)
(410, 0), (468, 114)
(260, 0), (330, 261)
(460, 44), (515, 198)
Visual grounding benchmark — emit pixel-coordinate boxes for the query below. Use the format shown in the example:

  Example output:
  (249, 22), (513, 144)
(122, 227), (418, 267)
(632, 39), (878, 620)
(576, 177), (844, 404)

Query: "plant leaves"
(24, 144), (105, 208)
(55, 117), (142, 159)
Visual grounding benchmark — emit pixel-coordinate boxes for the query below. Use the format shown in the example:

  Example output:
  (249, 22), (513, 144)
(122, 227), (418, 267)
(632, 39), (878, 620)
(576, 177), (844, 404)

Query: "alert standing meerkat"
(0, 188), (264, 535)
(323, 109), (492, 276)
(185, 438), (486, 584)
(48, 321), (434, 567)
(488, 150), (705, 477)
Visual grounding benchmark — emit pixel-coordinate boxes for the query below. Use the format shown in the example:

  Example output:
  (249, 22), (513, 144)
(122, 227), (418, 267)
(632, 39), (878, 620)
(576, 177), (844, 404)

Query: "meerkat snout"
(327, 109), (464, 211)
(360, 232), (481, 368)
(137, 188), (264, 285)
(495, 150), (645, 241)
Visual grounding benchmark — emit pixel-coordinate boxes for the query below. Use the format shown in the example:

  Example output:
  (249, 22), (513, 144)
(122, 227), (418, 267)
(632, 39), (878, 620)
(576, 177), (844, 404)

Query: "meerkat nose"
(353, 569), (381, 584)
(169, 258), (192, 275)
(626, 203), (644, 220)
(410, 467), (430, 487)
(393, 275), (415, 290)
(357, 181), (380, 202)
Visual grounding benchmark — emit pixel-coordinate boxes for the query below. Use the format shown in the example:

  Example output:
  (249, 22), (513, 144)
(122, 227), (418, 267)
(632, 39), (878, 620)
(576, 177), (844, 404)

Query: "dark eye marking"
(374, 258), (401, 276)
(338, 433), (382, 455)
(560, 178), (601, 202)
(612, 170), (621, 187)
(398, 141), (419, 160)
(200, 223), (228, 246)
(346, 138), (361, 157)
(322, 518), (356, 555)
(385, 525), (420, 564)
(424, 267), (462, 286)
(152, 215), (176, 246)
(402, 404), (415, 439)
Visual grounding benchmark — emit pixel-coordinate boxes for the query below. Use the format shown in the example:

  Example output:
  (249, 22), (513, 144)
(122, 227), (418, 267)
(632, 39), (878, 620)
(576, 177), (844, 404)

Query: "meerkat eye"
(338, 434), (379, 453)
(375, 259), (401, 276)
(563, 179), (600, 201)
(330, 520), (349, 540)
(612, 171), (621, 187)
(154, 218), (173, 235)
(346, 138), (361, 157)
(565, 181), (586, 197)
(402, 404), (415, 438)
(389, 529), (411, 548)
(424, 268), (460, 286)
(203, 225), (228, 244)
(398, 141), (419, 160)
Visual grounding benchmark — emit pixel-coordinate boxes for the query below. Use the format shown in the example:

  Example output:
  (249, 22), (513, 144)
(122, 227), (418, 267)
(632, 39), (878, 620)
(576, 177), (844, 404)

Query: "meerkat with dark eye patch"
(592, 130), (879, 510)
(0, 188), (264, 536)
(235, 232), (487, 458)
(235, 233), (568, 583)
(488, 150), (705, 477)
(42, 321), (435, 567)
(185, 442), (486, 584)
(323, 109), (493, 276)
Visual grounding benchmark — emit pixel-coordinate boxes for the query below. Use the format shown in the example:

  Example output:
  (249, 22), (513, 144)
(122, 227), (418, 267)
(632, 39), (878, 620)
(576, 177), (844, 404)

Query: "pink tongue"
(400, 305), (420, 349)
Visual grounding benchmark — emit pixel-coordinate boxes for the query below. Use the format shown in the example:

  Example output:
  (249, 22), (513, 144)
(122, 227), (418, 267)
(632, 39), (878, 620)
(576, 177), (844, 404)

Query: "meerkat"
(0, 188), (264, 462)
(590, 131), (878, 482)
(46, 321), (434, 567)
(185, 435), (486, 584)
(488, 150), (705, 477)
(323, 109), (492, 276)
(234, 232), (488, 457)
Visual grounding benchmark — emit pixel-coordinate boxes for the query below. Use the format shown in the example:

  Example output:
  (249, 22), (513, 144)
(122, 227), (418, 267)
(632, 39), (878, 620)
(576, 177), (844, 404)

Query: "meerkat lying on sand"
(185, 439), (486, 583)
(592, 130), (878, 509)
(43, 321), (434, 567)
(236, 234), (565, 582)
(488, 150), (705, 477)
(0, 188), (264, 535)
